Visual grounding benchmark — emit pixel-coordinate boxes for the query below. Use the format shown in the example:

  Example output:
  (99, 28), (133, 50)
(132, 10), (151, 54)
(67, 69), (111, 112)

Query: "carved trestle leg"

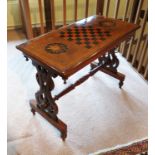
(91, 48), (125, 88)
(30, 61), (67, 140)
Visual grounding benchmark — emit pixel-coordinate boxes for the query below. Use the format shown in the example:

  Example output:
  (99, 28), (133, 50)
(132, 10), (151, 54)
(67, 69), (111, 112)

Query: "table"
(16, 15), (139, 140)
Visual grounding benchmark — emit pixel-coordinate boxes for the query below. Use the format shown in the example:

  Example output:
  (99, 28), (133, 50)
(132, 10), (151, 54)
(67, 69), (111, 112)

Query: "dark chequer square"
(59, 25), (112, 49)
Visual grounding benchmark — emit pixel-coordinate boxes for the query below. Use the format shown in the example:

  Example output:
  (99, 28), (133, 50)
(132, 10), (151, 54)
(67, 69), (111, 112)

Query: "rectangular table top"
(17, 15), (139, 78)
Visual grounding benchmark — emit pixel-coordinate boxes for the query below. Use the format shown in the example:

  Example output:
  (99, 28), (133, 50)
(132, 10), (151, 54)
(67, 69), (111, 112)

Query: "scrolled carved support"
(32, 62), (58, 121)
(98, 48), (119, 73)
(90, 48), (125, 88)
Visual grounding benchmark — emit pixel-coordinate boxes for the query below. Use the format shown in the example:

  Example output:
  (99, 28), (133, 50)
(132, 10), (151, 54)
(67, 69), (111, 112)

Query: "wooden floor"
(7, 29), (26, 41)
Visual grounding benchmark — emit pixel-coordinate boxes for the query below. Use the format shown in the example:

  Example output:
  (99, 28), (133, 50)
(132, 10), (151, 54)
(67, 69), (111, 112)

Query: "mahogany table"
(16, 15), (139, 140)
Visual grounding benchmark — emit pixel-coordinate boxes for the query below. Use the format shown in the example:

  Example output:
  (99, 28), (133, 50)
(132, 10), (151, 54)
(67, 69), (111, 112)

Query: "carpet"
(7, 40), (147, 155)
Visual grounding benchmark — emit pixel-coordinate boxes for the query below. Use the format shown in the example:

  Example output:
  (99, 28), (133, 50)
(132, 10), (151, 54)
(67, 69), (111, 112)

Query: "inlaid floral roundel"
(45, 43), (68, 54)
(97, 19), (116, 30)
